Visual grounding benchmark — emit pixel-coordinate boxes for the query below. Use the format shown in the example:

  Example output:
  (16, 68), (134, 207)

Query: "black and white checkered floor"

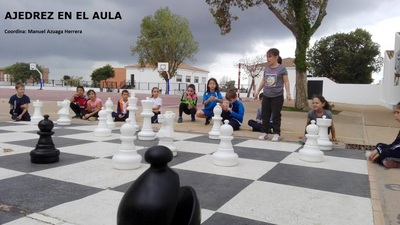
(0, 121), (373, 225)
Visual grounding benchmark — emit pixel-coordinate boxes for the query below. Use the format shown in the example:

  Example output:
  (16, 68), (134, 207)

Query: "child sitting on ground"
(112, 90), (130, 122)
(221, 89), (245, 130)
(82, 89), (102, 120)
(177, 84), (197, 123)
(150, 87), (162, 123)
(368, 102), (400, 168)
(195, 78), (223, 125)
(8, 82), (31, 121)
(248, 93), (263, 132)
(298, 95), (337, 144)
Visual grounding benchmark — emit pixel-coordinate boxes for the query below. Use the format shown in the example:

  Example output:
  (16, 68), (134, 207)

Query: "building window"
(176, 75), (182, 82)
(202, 77), (206, 84)
(194, 76), (199, 83)
(186, 76), (191, 83)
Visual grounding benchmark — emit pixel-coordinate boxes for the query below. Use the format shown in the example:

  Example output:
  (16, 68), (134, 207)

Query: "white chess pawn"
(56, 99), (71, 125)
(208, 103), (222, 139)
(94, 107), (111, 137)
(112, 121), (142, 170)
(299, 120), (324, 162)
(212, 120), (238, 167)
(156, 111), (177, 156)
(138, 97), (156, 140)
(317, 115), (333, 150)
(105, 97), (115, 129)
(127, 91), (139, 130)
(31, 100), (43, 124)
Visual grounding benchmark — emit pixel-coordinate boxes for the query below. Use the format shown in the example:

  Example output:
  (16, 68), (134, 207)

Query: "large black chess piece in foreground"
(117, 145), (201, 225)
(30, 114), (60, 164)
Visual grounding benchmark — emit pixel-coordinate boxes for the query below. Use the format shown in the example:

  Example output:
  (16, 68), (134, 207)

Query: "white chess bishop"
(31, 100), (43, 124)
(212, 120), (238, 167)
(105, 97), (115, 129)
(209, 103), (222, 139)
(317, 115), (333, 150)
(112, 121), (142, 170)
(299, 120), (324, 162)
(156, 111), (177, 156)
(94, 107), (112, 137)
(56, 99), (71, 125)
(126, 91), (139, 130)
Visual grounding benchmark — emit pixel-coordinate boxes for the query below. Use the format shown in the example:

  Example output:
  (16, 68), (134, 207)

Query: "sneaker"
(205, 116), (211, 125)
(383, 159), (400, 168)
(191, 117), (196, 122)
(11, 113), (17, 121)
(297, 137), (306, 145)
(177, 117), (183, 123)
(72, 114), (80, 119)
(271, 134), (280, 142)
(258, 133), (268, 140)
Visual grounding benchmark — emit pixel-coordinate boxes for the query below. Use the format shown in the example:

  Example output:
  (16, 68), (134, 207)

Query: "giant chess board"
(0, 121), (373, 225)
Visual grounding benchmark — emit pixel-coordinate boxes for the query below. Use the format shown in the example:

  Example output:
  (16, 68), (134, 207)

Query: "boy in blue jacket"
(221, 89), (245, 130)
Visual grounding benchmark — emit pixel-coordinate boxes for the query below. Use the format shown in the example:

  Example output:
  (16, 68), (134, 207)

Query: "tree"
(90, 64), (115, 83)
(307, 29), (382, 84)
(205, 0), (329, 110)
(4, 62), (42, 83)
(239, 55), (265, 97)
(131, 7), (199, 94)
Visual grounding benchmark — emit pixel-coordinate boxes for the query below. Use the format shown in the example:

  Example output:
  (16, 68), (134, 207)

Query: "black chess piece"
(171, 186), (201, 225)
(30, 114), (60, 164)
(117, 145), (180, 225)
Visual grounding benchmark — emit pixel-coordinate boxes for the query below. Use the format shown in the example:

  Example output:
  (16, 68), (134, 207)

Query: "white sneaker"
(258, 133), (268, 140)
(271, 134), (280, 142)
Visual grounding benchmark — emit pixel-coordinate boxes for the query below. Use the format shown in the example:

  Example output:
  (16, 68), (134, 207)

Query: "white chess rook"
(105, 97), (115, 129)
(299, 120), (324, 162)
(209, 103), (222, 139)
(112, 122), (142, 170)
(138, 98), (156, 140)
(94, 107), (112, 137)
(156, 111), (177, 156)
(56, 99), (71, 125)
(31, 100), (43, 124)
(213, 120), (238, 167)
(317, 115), (333, 150)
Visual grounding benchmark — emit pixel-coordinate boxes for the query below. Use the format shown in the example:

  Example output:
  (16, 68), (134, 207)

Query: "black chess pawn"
(117, 145), (180, 225)
(30, 114), (60, 164)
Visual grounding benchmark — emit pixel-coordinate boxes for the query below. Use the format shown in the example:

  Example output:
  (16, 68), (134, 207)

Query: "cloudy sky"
(1, 0), (399, 84)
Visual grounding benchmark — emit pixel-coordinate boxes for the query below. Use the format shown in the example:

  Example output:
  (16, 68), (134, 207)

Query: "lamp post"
(30, 62), (43, 90)
(237, 63), (241, 98)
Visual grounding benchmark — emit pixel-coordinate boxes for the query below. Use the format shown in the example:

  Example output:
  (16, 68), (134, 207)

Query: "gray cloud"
(0, 0), (398, 80)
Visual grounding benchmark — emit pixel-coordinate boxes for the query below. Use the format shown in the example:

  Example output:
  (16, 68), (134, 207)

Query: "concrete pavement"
(0, 88), (399, 225)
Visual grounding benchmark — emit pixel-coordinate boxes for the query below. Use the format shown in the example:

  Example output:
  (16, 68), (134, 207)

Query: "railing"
(0, 80), (249, 94)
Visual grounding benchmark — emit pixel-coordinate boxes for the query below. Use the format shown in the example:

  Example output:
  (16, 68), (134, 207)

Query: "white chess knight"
(212, 120), (238, 167)
(156, 111), (177, 156)
(112, 121), (142, 170)
(127, 91), (139, 130)
(317, 115), (333, 150)
(105, 97), (115, 129)
(31, 100), (43, 124)
(208, 103), (222, 139)
(56, 99), (71, 125)
(138, 97), (156, 140)
(299, 120), (324, 162)
(94, 107), (111, 137)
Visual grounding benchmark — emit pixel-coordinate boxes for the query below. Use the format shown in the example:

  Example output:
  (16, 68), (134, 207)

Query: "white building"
(124, 63), (209, 93)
